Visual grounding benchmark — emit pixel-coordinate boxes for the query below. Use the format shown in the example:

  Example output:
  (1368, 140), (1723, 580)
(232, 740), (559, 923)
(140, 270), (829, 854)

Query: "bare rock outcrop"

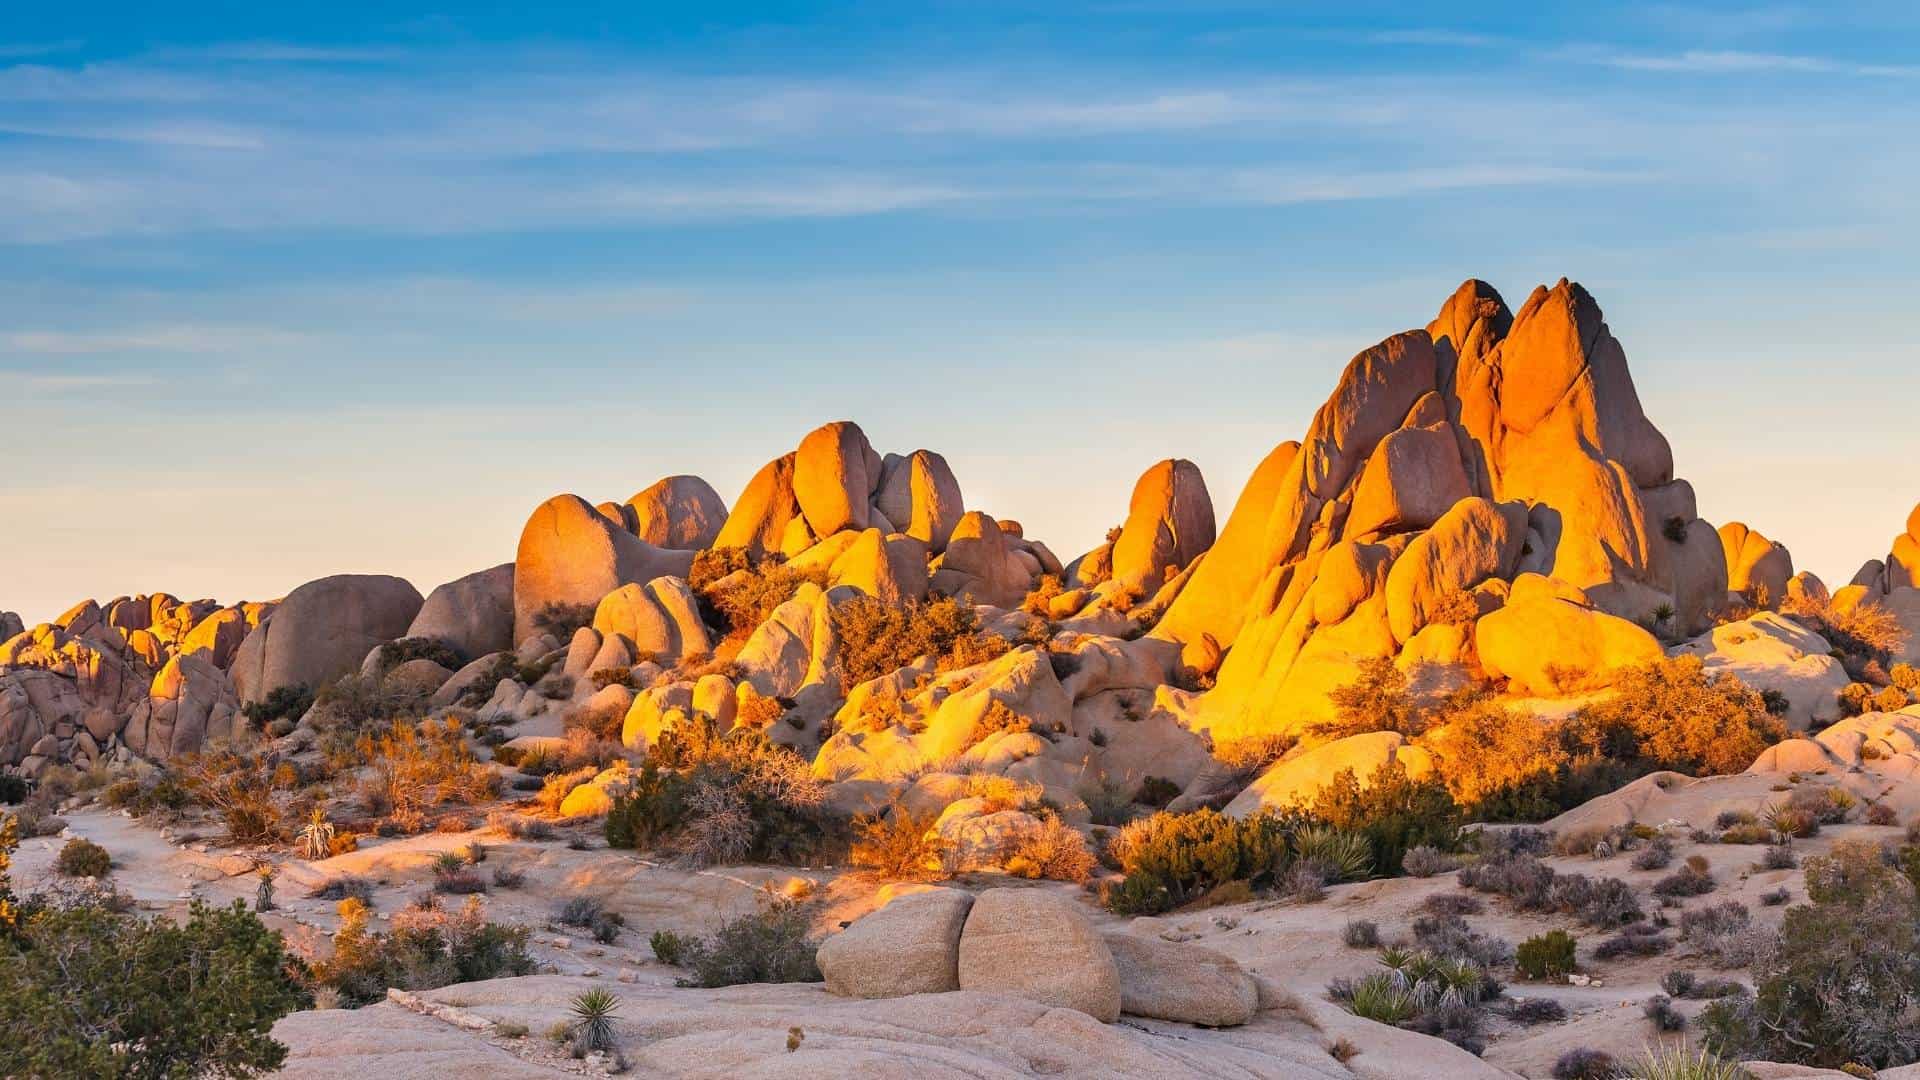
(625, 475), (728, 550)
(406, 563), (514, 662)
(1156, 278), (1727, 737)
(232, 574), (423, 705)
(511, 494), (695, 645)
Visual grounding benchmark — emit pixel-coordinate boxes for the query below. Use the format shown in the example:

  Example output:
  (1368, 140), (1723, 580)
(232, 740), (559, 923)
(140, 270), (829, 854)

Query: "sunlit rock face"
(1154, 279), (1734, 740)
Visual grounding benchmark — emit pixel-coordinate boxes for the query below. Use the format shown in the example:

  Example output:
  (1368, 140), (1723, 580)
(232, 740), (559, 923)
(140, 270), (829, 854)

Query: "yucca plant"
(1343, 971), (1417, 1025)
(569, 988), (621, 1053)
(297, 807), (336, 860)
(1626, 1045), (1749, 1080)
(1291, 825), (1373, 883)
(254, 863), (277, 911)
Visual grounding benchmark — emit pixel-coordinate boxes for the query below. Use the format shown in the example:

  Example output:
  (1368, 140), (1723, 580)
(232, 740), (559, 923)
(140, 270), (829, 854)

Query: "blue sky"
(3, 2), (1918, 624)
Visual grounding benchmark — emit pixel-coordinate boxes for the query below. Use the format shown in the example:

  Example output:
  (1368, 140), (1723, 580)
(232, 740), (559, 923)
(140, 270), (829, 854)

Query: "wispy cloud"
(0, 371), (159, 391)
(0, 40), (82, 59)
(1365, 29), (1503, 49)
(1571, 47), (1919, 77)
(165, 41), (408, 63)
(2, 325), (308, 354)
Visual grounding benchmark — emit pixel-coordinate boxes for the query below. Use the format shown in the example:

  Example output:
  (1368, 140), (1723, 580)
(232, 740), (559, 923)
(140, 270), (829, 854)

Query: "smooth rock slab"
(957, 888), (1121, 1022)
(818, 886), (974, 999)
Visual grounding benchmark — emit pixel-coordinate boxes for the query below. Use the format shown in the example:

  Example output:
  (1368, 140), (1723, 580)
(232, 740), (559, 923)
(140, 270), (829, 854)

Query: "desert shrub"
(1021, 574), (1065, 616)
(1838, 681), (1874, 717)
(1681, 901), (1758, 967)
(604, 762), (687, 849)
(1291, 824), (1374, 883)
(1643, 993), (1686, 1032)
(1312, 657), (1423, 739)
(1719, 822), (1773, 845)
(701, 560), (828, 641)
(1342, 919), (1380, 948)
(848, 801), (946, 880)
(1100, 808), (1287, 915)
(1403, 845), (1458, 878)
(309, 876), (376, 905)
(1516, 930), (1578, 980)
(649, 929), (690, 965)
(1508, 997), (1567, 1024)
(0, 897), (311, 1078)
(242, 683), (315, 727)
(530, 602), (595, 641)
(1331, 969), (1417, 1026)
(1552, 1048), (1621, 1080)
(1305, 758), (1462, 875)
(607, 726), (843, 867)
(1413, 913), (1513, 969)
(1213, 733), (1298, 783)
(1653, 857), (1716, 899)
(1784, 591), (1908, 669)
(178, 748), (288, 843)
(310, 673), (425, 734)
(1421, 892), (1484, 917)
(54, 837), (112, 878)
(672, 895), (821, 988)
(1570, 656), (1787, 777)
(1759, 885), (1790, 906)
(1594, 921), (1671, 960)
(373, 636), (463, 674)
(1868, 802), (1900, 826)
(1424, 692), (1586, 821)
(1078, 781), (1137, 827)
(1461, 851), (1645, 927)
(832, 594), (1008, 687)
(1005, 815), (1097, 883)
(431, 854), (487, 895)
(1632, 836), (1676, 870)
(1703, 839), (1920, 1066)
(315, 895), (534, 1006)
(355, 717), (499, 828)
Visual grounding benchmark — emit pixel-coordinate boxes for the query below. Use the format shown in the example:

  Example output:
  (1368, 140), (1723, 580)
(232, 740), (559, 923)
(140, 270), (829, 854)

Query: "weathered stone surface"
(714, 453), (809, 558)
(1109, 459), (1215, 594)
(626, 475), (728, 550)
(1225, 731), (1433, 817)
(1104, 932), (1259, 1027)
(232, 574), (423, 705)
(407, 563), (514, 663)
(1345, 425), (1471, 539)
(511, 494), (695, 645)
(957, 889), (1121, 1023)
(1720, 522), (1794, 608)
(818, 887), (974, 999)
(930, 512), (1031, 608)
(874, 449), (965, 552)
(794, 420), (882, 538)
(1475, 579), (1663, 695)
(590, 577), (712, 664)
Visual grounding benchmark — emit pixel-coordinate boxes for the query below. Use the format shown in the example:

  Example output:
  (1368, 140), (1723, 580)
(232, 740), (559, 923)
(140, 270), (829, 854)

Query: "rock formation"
(1154, 279), (1730, 739)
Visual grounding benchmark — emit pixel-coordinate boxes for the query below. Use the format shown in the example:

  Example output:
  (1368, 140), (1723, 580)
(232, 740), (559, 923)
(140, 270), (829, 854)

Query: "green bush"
(1571, 656), (1787, 777)
(606, 726), (845, 866)
(373, 637), (464, 673)
(315, 896), (535, 1007)
(700, 559), (827, 640)
(831, 594), (1008, 687)
(1305, 759), (1463, 875)
(1101, 808), (1289, 915)
(54, 837), (112, 878)
(650, 929), (690, 966)
(0, 899), (311, 1078)
(672, 896), (820, 988)
(241, 684), (314, 727)
(1702, 840), (1920, 1069)
(1312, 656), (1424, 739)
(1516, 930), (1577, 980)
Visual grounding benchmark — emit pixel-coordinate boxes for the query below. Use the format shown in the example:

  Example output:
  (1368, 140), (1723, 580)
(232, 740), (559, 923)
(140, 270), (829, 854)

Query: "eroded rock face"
(819, 887), (974, 999)
(1156, 278), (1727, 737)
(1720, 522), (1794, 609)
(794, 420), (883, 538)
(232, 574), (423, 705)
(511, 494), (695, 645)
(956, 888), (1121, 1022)
(407, 563), (514, 663)
(1109, 459), (1216, 594)
(715, 453), (810, 558)
(1104, 932), (1259, 1027)
(874, 450), (965, 552)
(626, 475), (728, 550)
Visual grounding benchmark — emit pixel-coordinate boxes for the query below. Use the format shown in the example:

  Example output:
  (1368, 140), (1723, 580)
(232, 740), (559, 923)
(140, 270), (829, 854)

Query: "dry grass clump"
(1005, 815), (1097, 883)
(848, 801), (947, 881)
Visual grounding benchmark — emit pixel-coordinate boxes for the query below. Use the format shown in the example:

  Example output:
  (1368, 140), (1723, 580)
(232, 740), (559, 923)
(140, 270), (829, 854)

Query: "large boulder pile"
(511, 494), (695, 645)
(1152, 279), (1735, 740)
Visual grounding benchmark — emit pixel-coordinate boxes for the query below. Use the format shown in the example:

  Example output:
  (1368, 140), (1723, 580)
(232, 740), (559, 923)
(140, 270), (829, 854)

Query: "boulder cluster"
(817, 886), (1260, 1027)
(6, 277), (1918, 834)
